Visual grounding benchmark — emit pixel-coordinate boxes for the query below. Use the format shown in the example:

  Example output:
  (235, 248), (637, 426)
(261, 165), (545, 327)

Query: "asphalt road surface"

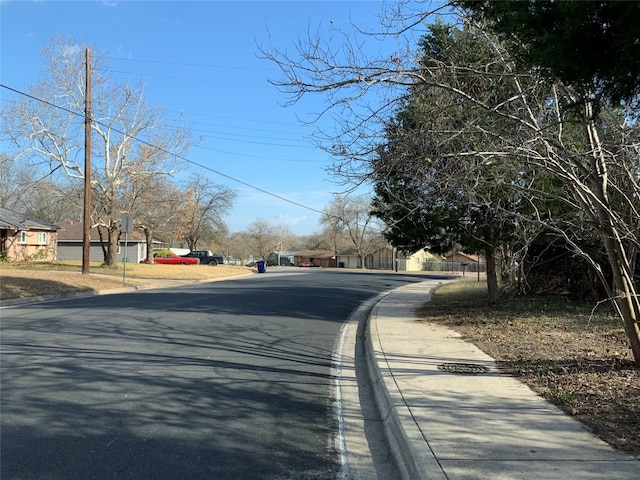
(1, 268), (433, 479)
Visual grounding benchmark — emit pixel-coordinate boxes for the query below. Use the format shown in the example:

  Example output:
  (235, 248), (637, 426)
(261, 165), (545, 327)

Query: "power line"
(0, 96), (313, 149)
(97, 68), (262, 89)
(0, 83), (328, 217)
(181, 126), (311, 147)
(103, 55), (277, 73)
(82, 59), (330, 156)
(195, 145), (326, 164)
(1, 84), (385, 236)
(0, 95), (327, 164)
(170, 110), (298, 127)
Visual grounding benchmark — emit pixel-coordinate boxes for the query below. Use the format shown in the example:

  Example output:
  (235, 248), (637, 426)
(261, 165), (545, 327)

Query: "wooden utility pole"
(82, 48), (92, 274)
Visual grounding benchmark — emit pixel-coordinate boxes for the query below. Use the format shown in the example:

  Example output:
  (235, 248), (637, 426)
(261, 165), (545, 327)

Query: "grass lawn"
(0, 261), (254, 300)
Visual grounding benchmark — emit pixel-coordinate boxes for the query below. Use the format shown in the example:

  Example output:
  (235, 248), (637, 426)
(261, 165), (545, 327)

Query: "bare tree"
(319, 204), (349, 256)
(0, 154), (27, 212)
(0, 154), (82, 222)
(170, 175), (236, 251)
(2, 36), (195, 266)
(324, 194), (386, 269)
(128, 176), (183, 263)
(225, 232), (253, 265)
(270, 223), (294, 265)
(244, 218), (277, 261)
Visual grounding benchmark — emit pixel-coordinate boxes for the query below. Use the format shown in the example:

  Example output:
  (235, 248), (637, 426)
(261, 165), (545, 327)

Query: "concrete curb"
(365, 281), (445, 480)
(363, 279), (640, 480)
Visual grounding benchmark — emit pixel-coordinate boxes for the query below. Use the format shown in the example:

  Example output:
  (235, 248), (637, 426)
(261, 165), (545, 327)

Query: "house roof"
(56, 220), (152, 242)
(294, 250), (336, 259)
(445, 252), (481, 262)
(0, 207), (59, 231)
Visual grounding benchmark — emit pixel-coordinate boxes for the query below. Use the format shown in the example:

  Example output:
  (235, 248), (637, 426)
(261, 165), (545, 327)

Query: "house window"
(17, 231), (27, 244)
(38, 232), (47, 244)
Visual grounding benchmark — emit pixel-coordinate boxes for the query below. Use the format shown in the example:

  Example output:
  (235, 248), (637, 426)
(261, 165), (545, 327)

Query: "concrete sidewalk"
(366, 280), (638, 480)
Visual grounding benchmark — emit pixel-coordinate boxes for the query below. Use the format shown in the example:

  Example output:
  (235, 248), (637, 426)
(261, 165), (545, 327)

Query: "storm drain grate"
(437, 362), (489, 375)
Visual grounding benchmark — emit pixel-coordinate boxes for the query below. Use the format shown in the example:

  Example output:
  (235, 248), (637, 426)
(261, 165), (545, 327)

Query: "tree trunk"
(596, 213), (640, 367)
(97, 227), (108, 266)
(584, 105), (640, 367)
(143, 227), (154, 263)
(484, 244), (499, 305)
(104, 225), (120, 266)
(477, 222), (500, 305)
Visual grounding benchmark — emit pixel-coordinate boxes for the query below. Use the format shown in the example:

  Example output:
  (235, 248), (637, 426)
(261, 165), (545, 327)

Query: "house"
(335, 245), (396, 270)
(442, 252), (485, 272)
(293, 250), (337, 268)
(399, 248), (444, 272)
(336, 245), (393, 269)
(56, 220), (163, 264)
(335, 247), (361, 268)
(335, 244), (445, 271)
(0, 208), (59, 262)
(368, 244), (396, 270)
(266, 250), (296, 266)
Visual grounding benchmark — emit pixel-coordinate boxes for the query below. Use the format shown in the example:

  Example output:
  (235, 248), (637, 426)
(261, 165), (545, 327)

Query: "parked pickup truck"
(180, 250), (224, 265)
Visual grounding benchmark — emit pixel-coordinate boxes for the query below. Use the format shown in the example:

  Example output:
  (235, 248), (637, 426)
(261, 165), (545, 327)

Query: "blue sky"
(1, 0), (402, 235)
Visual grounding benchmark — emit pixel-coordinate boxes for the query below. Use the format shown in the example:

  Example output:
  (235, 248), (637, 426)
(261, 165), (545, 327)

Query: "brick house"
(0, 207), (59, 262)
(293, 250), (337, 268)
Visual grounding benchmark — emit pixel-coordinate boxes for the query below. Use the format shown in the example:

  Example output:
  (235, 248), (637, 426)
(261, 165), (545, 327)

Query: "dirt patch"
(416, 281), (640, 459)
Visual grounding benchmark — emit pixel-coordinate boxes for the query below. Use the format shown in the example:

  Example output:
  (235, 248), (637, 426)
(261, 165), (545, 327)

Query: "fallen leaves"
(417, 287), (640, 459)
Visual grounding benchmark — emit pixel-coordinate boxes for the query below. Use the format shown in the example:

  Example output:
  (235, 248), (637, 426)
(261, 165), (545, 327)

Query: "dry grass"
(0, 261), (254, 300)
(417, 279), (640, 459)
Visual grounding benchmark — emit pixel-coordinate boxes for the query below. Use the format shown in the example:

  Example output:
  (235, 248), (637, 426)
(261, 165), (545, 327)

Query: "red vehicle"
(153, 253), (200, 265)
(299, 261), (319, 267)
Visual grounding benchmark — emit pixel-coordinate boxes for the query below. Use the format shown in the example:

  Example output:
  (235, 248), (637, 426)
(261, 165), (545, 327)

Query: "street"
(1, 269), (427, 479)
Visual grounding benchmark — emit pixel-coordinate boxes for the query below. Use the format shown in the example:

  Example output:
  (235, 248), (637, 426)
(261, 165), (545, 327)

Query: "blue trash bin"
(256, 260), (266, 273)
